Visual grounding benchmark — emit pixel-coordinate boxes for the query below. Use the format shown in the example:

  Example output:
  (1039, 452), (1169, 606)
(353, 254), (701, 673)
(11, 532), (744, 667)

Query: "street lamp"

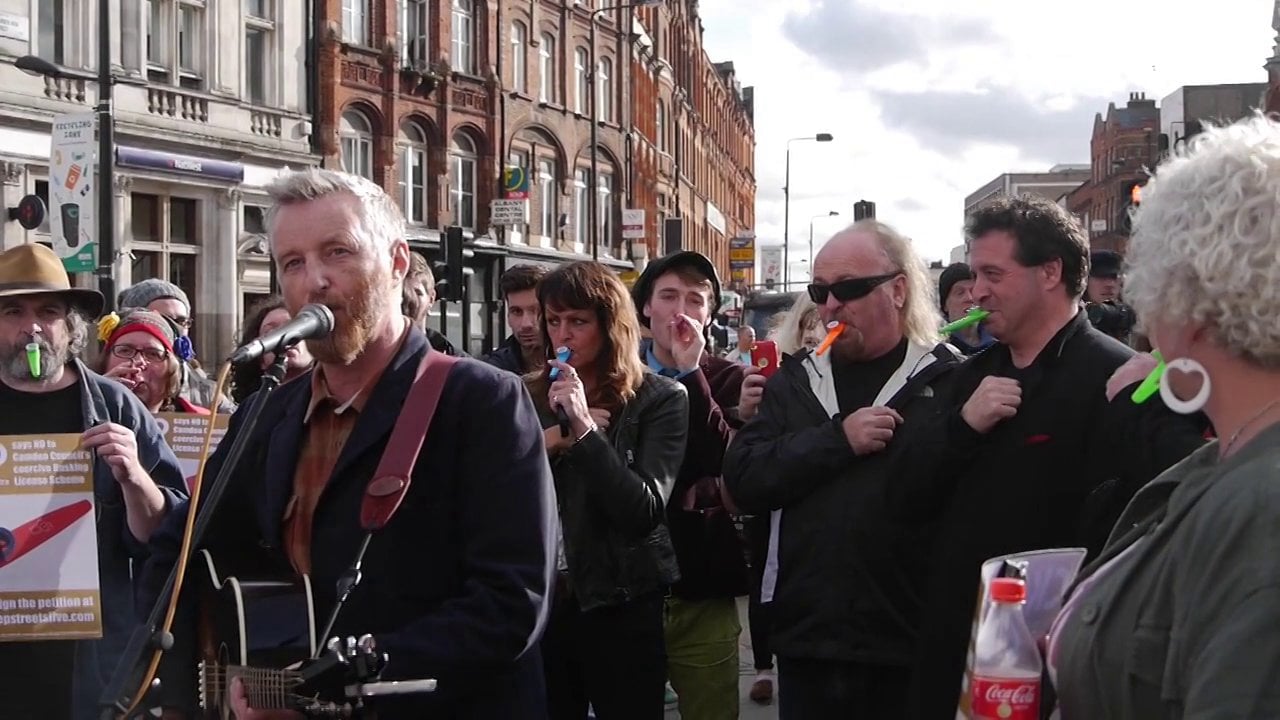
(589, 0), (663, 261)
(783, 133), (833, 286)
(809, 210), (839, 269)
(17, 0), (116, 311)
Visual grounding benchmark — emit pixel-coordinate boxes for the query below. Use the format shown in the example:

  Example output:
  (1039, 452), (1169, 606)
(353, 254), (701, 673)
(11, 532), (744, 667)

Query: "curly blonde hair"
(1125, 113), (1280, 368)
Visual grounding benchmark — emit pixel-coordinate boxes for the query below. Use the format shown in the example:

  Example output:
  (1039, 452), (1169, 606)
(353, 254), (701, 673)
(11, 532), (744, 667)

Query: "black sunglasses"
(807, 273), (901, 304)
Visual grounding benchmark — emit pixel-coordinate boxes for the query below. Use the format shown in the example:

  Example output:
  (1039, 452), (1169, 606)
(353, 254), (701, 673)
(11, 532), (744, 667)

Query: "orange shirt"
(282, 321), (411, 575)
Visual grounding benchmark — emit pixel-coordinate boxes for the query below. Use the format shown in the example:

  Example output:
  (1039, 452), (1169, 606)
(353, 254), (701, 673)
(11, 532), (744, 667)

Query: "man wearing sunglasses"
(724, 221), (961, 718)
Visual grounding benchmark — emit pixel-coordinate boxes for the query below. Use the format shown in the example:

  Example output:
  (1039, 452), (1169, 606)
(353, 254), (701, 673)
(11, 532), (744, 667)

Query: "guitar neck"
(201, 662), (304, 712)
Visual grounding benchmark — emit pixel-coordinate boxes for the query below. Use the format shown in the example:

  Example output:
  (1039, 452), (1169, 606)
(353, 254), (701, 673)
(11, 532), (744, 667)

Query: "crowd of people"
(0, 113), (1277, 720)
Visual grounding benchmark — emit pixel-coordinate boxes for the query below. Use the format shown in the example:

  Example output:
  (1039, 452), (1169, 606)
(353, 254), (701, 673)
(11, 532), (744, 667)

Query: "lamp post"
(590, 0), (663, 261)
(808, 210), (839, 271)
(783, 133), (833, 287)
(17, 0), (115, 311)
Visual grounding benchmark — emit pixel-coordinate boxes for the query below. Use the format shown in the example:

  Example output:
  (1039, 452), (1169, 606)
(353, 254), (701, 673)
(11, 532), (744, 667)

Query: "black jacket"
(482, 334), (527, 375)
(891, 311), (1207, 719)
(141, 329), (558, 718)
(724, 343), (961, 665)
(541, 372), (688, 611)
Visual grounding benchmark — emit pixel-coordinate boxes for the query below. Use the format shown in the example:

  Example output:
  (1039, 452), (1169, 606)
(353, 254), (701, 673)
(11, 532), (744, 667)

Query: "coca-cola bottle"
(970, 577), (1041, 720)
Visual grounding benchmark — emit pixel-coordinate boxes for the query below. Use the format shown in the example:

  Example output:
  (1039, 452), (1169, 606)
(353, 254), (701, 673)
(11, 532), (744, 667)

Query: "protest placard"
(0, 433), (102, 642)
(155, 412), (229, 493)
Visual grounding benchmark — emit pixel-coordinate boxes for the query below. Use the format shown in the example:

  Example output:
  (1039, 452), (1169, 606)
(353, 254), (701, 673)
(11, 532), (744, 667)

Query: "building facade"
(0, 0), (315, 361)
(1063, 93), (1160, 254)
(318, 0), (756, 353)
(1267, 0), (1280, 114)
(1158, 83), (1267, 155)
(629, 1), (755, 290)
(961, 164), (1090, 254)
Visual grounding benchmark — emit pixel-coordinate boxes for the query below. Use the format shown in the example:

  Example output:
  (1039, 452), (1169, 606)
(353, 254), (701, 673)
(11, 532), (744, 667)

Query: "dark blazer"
(142, 329), (558, 719)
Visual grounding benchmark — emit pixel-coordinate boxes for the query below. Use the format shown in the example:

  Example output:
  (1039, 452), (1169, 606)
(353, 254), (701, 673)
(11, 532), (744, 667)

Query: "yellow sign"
(0, 433), (102, 642)
(155, 413), (230, 494)
(618, 270), (640, 288)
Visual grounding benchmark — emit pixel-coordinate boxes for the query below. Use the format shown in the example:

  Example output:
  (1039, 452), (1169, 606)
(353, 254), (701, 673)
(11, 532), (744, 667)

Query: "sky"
(695, 0), (1277, 281)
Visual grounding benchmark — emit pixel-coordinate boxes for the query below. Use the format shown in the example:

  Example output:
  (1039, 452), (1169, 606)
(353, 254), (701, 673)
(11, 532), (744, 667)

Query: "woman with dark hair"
(229, 295), (314, 404)
(528, 261), (689, 719)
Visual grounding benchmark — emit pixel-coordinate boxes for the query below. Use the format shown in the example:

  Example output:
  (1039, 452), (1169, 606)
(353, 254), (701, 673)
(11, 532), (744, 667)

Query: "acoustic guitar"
(192, 550), (437, 719)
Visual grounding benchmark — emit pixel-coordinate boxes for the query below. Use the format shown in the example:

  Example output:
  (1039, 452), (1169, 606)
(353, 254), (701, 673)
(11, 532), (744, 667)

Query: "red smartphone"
(750, 340), (781, 378)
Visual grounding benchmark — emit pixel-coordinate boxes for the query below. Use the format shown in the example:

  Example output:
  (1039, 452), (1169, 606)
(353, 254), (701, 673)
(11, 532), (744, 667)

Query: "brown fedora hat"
(0, 243), (104, 317)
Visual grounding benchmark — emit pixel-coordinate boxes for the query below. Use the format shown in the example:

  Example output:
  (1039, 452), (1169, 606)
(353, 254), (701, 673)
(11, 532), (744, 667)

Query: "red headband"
(105, 321), (176, 355)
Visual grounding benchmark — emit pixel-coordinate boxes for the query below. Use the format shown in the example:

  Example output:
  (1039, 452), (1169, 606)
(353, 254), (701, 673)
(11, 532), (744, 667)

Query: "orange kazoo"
(815, 321), (844, 356)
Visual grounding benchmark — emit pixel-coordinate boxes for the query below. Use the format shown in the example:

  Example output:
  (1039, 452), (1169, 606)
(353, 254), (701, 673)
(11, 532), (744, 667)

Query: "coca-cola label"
(970, 676), (1040, 720)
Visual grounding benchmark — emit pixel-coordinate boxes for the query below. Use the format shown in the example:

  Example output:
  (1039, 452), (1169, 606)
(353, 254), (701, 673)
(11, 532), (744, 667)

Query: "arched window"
(597, 57), (613, 123)
(510, 21), (528, 93)
(573, 47), (588, 114)
(339, 109), (373, 179)
(398, 121), (429, 224)
(450, 0), (475, 74)
(450, 133), (477, 230)
(539, 33), (555, 103)
(573, 168), (588, 248)
(537, 158), (556, 240)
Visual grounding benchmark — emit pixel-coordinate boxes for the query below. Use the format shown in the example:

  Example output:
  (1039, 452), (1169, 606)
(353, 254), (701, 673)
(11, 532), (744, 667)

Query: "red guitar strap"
(359, 350), (459, 531)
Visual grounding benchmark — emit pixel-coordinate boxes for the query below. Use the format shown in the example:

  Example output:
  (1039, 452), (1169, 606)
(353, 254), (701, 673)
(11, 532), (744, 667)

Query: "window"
(539, 33), (555, 103)
(573, 169), (588, 247)
(656, 99), (667, 152)
(244, 1), (273, 105)
(597, 57), (613, 123)
(400, 0), (429, 68)
(128, 193), (202, 347)
(342, 0), (368, 45)
(399, 122), (429, 224)
(451, 0), (475, 74)
(38, 0), (66, 65)
(573, 48), (588, 114)
(597, 174), (613, 251)
(538, 160), (555, 238)
(340, 109), (374, 180)
(450, 134), (477, 230)
(146, 0), (206, 88)
(510, 21), (527, 93)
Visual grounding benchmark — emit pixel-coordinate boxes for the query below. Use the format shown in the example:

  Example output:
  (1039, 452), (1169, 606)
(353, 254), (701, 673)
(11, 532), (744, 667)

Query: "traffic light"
(437, 225), (466, 301)
(853, 200), (876, 221)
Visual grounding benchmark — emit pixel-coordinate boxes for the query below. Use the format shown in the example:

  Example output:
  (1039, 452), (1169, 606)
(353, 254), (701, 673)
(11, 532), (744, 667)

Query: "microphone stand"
(98, 354), (291, 720)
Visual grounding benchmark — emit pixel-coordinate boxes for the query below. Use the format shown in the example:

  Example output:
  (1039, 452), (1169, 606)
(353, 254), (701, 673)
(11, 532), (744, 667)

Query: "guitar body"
(195, 549), (317, 719)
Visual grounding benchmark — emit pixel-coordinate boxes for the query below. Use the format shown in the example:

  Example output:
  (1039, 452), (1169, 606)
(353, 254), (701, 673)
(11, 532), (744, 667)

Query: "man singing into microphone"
(141, 168), (558, 718)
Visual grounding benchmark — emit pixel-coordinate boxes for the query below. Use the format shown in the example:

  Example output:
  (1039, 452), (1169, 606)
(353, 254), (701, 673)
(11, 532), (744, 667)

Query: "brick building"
(630, 1), (756, 288)
(1064, 93), (1160, 254)
(317, 0), (755, 352)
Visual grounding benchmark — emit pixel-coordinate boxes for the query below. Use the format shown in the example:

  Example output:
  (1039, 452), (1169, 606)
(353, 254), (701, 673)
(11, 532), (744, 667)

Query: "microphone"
(229, 303), (335, 365)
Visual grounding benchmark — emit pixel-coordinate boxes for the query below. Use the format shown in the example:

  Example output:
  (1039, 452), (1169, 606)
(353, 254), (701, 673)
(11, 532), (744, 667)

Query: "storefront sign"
(0, 434), (102, 641)
(116, 146), (245, 183)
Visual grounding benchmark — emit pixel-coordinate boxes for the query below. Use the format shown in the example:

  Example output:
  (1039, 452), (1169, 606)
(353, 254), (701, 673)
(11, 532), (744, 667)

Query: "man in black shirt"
(725, 221), (961, 718)
(0, 244), (186, 720)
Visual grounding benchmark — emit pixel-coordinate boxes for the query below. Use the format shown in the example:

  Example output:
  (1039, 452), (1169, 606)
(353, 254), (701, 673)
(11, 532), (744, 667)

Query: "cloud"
(782, 2), (998, 74)
(895, 196), (928, 213)
(873, 84), (1110, 163)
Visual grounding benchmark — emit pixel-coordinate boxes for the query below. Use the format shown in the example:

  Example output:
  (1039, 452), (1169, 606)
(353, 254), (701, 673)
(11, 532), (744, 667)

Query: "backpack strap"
(359, 350), (460, 531)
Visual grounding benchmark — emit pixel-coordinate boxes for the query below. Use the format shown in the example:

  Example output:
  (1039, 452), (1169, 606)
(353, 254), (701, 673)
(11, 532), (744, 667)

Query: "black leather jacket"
(541, 372), (688, 611)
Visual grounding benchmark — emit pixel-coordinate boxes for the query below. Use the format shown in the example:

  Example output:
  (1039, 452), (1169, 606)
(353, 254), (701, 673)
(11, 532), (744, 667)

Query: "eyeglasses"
(111, 345), (169, 364)
(807, 273), (901, 304)
(167, 315), (192, 329)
